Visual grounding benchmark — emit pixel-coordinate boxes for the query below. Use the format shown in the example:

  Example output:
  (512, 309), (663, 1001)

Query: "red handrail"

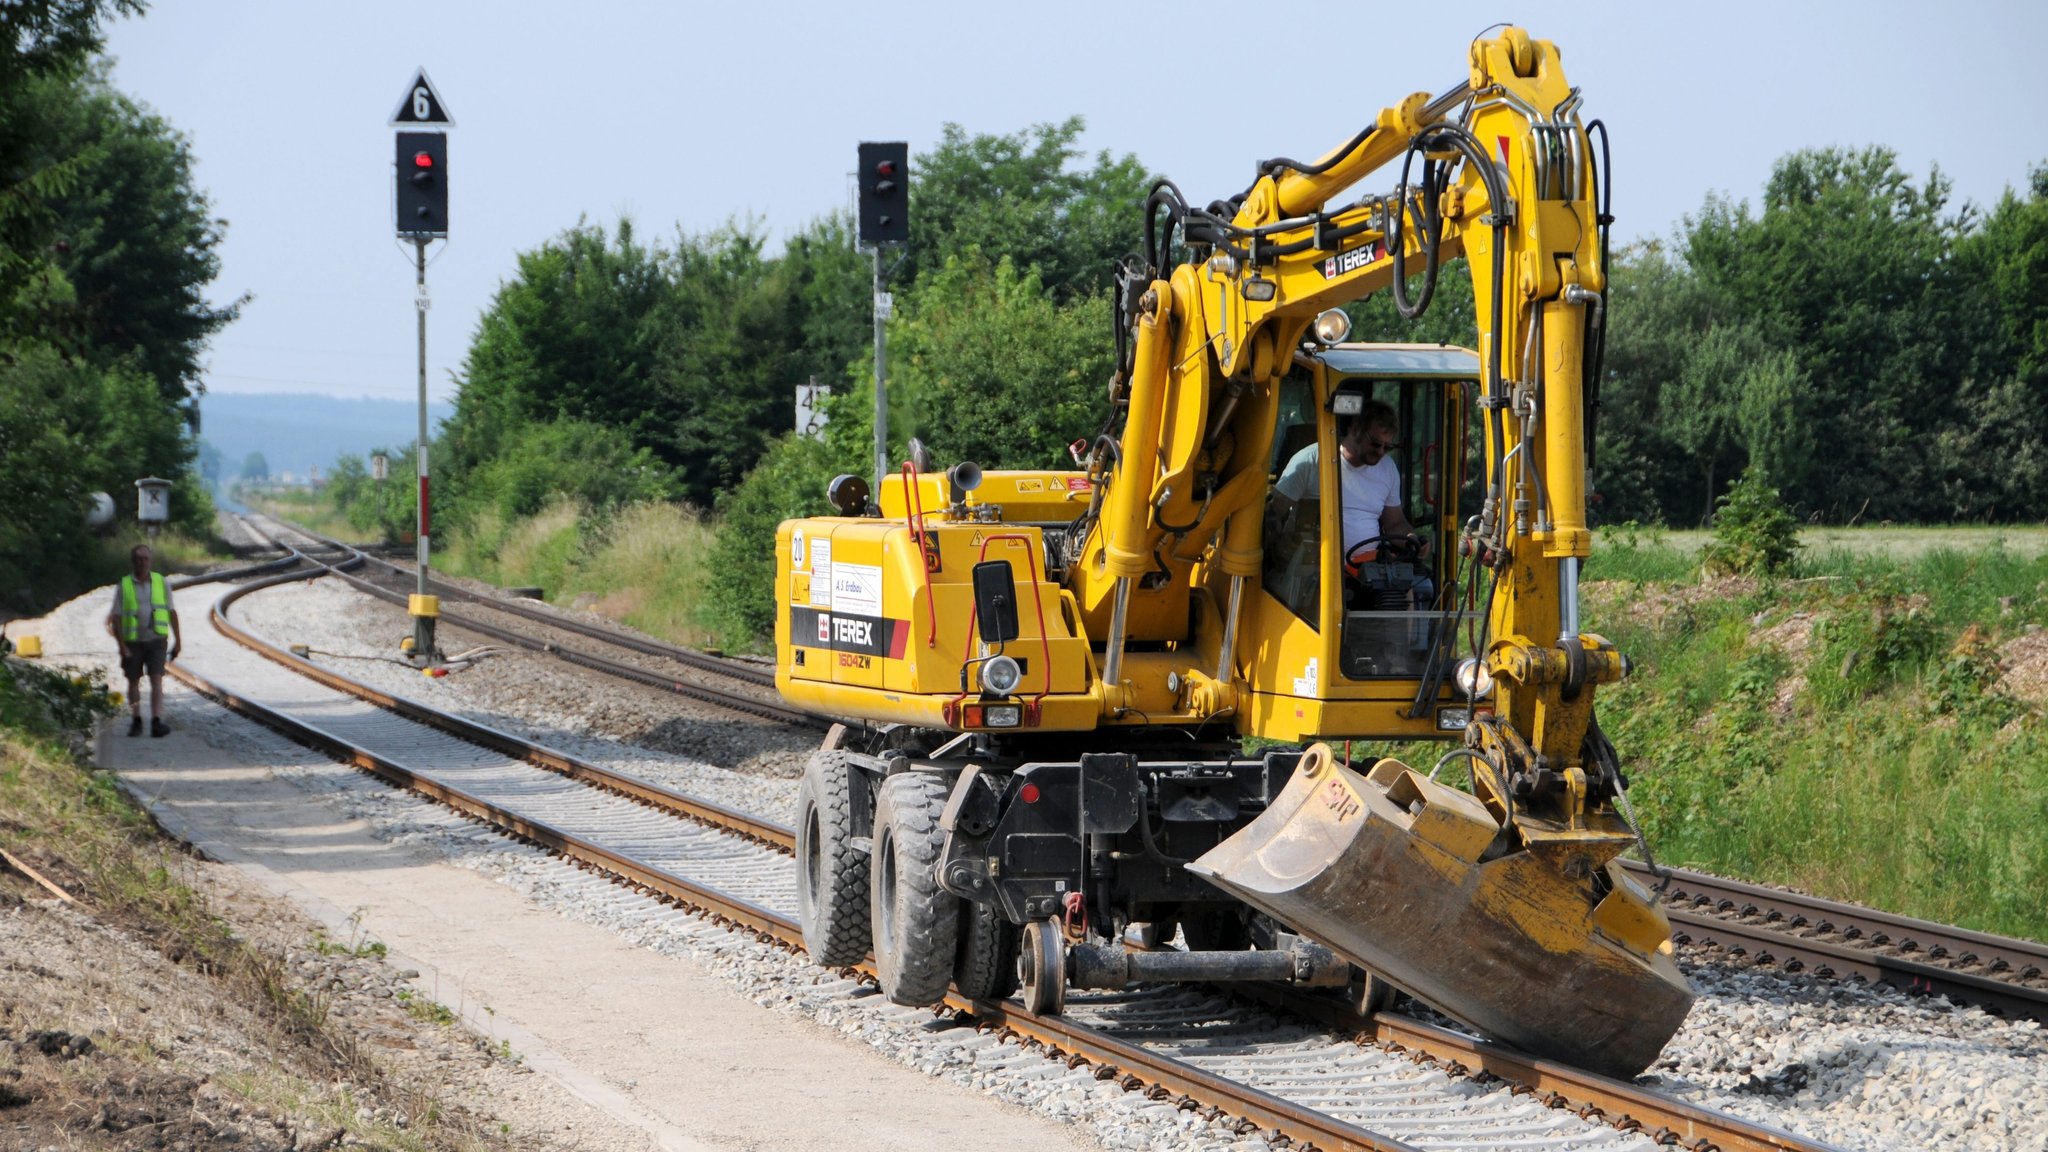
(898, 463), (939, 648)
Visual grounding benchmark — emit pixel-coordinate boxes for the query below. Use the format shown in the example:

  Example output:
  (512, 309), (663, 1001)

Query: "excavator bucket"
(1189, 747), (1694, 1079)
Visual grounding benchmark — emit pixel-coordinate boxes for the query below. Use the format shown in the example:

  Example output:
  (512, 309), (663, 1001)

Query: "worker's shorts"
(121, 638), (168, 681)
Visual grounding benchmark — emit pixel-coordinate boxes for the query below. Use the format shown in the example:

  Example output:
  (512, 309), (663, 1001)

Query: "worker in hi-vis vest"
(104, 543), (182, 737)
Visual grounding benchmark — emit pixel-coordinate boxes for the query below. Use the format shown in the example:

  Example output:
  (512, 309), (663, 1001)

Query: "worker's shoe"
(127, 716), (143, 738)
(150, 718), (169, 738)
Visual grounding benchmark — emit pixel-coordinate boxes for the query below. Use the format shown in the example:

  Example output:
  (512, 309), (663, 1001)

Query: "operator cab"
(1263, 344), (1480, 682)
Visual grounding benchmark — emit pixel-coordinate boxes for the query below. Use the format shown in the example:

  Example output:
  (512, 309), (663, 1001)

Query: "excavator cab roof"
(1312, 343), (1479, 378)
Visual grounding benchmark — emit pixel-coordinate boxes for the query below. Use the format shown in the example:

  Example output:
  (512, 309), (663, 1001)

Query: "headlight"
(1313, 308), (1352, 345)
(1454, 657), (1494, 700)
(982, 654), (1022, 695)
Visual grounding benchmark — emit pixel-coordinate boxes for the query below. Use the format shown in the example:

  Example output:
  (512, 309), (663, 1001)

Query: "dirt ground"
(0, 802), (636, 1152)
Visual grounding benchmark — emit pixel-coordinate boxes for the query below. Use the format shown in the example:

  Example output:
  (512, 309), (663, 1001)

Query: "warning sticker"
(1292, 657), (1320, 697)
(809, 539), (833, 608)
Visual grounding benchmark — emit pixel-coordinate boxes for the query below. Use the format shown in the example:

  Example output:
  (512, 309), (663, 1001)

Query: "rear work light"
(962, 702), (1024, 728)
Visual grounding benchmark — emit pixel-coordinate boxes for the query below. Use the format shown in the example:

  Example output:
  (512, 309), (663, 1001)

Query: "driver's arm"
(1380, 503), (1428, 557)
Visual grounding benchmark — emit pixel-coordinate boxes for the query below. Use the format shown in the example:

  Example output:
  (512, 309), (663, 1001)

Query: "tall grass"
(1591, 545), (2048, 942)
(436, 499), (720, 649)
(245, 491), (364, 544)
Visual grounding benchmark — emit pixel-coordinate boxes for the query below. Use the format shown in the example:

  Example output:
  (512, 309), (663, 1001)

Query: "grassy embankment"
(434, 501), (717, 648)
(1586, 525), (2047, 942)
(278, 493), (2048, 942)
(0, 659), (498, 1148)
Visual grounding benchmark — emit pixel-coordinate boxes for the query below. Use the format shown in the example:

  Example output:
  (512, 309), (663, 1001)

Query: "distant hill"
(198, 392), (454, 487)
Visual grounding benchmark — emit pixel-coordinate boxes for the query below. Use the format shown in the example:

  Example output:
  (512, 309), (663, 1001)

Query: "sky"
(104, 1), (2048, 409)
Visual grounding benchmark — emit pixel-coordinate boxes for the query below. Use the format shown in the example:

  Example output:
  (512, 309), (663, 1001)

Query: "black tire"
(871, 772), (962, 1006)
(955, 899), (1020, 1001)
(797, 750), (870, 967)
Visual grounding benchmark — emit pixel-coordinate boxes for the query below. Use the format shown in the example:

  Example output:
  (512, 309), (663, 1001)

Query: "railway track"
(173, 522), (1849, 1152)
(1624, 862), (2048, 1023)
(253, 516), (2048, 1025)
(238, 514), (816, 728)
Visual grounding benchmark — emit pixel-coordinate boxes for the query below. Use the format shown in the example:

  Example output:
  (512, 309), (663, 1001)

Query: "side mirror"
(971, 560), (1021, 644)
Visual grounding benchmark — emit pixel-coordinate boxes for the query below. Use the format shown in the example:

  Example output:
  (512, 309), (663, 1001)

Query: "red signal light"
(414, 152), (434, 169)
(876, 160), (896, 176)
(1020, 782), (1041, 804)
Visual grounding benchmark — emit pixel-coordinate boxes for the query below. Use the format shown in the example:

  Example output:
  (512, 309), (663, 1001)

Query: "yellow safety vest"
(119, 573), (171, 642)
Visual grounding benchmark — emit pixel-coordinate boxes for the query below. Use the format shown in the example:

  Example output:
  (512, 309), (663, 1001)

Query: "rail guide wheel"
(1019, 918), (1067, 1016)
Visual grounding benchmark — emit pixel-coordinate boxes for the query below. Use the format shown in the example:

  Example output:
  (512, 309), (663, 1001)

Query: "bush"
(1702, 465), (1800, 576)
(701, 433), (859, 647)
(448, 419), (677, 531)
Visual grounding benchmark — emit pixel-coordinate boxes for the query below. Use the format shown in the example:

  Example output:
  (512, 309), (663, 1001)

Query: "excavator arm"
(1081, 28), (1692, 1075)
(1084, 27), (1621, 828)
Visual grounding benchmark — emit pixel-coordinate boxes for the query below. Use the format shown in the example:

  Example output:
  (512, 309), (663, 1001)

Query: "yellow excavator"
(776, 27), (1693, 1079)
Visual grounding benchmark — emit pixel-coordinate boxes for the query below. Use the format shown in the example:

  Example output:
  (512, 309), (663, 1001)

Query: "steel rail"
(172, 554), (1848, 1152)
(1227, 982), (1831, 1152)
(244, 515), (815, 728)
(1624, 862), (2048, 1022)
(183, 539), (798, 850)
(258, 513), (774, 687)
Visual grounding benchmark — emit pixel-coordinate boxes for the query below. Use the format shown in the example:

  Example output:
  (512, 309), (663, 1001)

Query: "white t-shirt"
(1276, 443), (1402, 554)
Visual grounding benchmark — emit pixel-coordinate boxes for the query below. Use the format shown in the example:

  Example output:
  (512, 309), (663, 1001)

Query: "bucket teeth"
(1190, 748), (1693, 1079)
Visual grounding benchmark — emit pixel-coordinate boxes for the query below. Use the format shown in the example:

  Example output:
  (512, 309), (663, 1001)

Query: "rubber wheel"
(1019, 918), (1067, 1016)
(796, 750), (870, 967)
(871, 773), (962, 1006)
(955, 899), (1021, 1002)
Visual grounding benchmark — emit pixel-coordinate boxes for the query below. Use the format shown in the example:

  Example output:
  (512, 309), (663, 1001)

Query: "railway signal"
(390, 68), (455, 662)
(394, 132), (449, 237)
(857, 141), (908, 247)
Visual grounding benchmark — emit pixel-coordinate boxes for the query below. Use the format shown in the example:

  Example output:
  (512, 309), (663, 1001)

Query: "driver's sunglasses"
(1367, 436), (1398, 452)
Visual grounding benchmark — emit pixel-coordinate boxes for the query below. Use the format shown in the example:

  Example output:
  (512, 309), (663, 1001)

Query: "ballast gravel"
(31, 572), (2048, 1152)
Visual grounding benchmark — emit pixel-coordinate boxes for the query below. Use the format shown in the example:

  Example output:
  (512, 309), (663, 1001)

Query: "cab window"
(1262, 369), (1320, 626)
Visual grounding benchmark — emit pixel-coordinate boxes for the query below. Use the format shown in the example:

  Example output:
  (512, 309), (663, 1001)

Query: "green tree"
(908, 118), (1151, 302)
(1346, 257), (1477, 348)
(0, 0), (142, 318)
(880, 252), (1114, 469)
(240, 451), (268, 481)
(1945, 165), (2048, 518)
(1684, 148), (1966, 521)
(28, 62), (241, 401)
(1702, 464), (1801, 577)
(651, 221), (822, 505)
(445, 217), (668, 486)
(1593, 241), (1705, 524)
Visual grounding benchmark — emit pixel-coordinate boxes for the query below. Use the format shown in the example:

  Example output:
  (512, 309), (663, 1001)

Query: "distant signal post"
(858, 141), (908, 491)
(392, 68), (453, 661)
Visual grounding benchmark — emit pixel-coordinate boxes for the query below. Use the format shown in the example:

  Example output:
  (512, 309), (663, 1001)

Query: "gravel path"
(24, 571), (2047, 1152)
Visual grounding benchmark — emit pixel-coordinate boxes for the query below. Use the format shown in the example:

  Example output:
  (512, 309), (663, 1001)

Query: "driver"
(1273, 398), (1427, 570)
